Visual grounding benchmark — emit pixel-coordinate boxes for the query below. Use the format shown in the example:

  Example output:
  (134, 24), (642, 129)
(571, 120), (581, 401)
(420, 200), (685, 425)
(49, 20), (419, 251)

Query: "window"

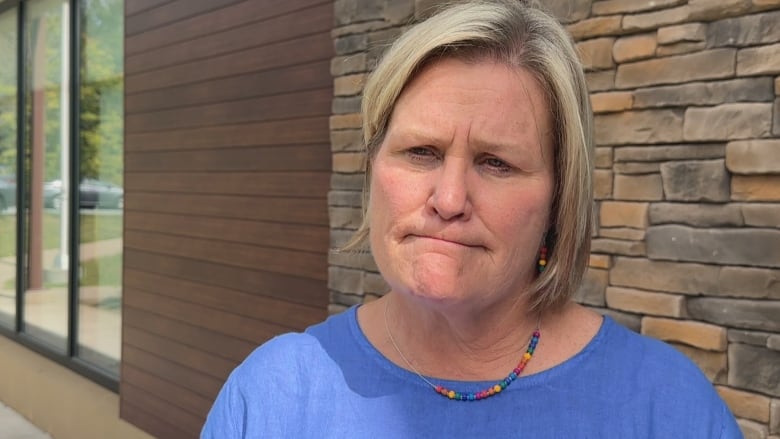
(0, 0), (123, 384)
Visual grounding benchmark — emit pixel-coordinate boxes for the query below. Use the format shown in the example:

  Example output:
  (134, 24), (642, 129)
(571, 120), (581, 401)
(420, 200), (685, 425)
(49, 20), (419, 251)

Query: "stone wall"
(329, 1), (780, 436)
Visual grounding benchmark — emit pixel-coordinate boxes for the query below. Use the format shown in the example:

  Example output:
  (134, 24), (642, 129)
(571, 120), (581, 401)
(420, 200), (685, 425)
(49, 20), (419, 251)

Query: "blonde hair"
(345, 0), (594, 312)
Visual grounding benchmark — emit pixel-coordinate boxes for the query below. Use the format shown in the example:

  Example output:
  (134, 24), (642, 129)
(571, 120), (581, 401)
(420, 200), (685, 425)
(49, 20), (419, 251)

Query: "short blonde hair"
(346, 0), (594, 312)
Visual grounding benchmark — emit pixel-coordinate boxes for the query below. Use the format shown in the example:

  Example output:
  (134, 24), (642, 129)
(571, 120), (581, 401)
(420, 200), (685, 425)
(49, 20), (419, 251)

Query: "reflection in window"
(77, 0), (124, 376)
(23, 0), (70, 351)
(0, 7), (18, 329)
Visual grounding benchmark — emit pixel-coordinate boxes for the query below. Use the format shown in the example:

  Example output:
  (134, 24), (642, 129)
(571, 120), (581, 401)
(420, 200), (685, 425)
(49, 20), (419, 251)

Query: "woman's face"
(369, 57), (555, 312)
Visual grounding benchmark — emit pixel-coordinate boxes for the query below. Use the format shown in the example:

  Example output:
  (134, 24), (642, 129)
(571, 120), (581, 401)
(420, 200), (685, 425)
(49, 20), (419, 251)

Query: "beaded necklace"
(384, 300), (540, 401)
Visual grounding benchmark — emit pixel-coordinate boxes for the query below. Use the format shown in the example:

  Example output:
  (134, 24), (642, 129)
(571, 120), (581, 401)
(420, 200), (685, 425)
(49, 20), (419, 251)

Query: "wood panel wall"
(122, 1), (333, 437)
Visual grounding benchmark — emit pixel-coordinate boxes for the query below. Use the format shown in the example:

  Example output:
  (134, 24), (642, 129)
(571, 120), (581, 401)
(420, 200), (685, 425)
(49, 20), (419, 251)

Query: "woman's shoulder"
(233, 307), (356, 383)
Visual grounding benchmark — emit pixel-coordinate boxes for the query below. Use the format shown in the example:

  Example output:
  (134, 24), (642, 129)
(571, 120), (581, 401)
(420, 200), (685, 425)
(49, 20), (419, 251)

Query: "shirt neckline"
(346, 304), (612, 393)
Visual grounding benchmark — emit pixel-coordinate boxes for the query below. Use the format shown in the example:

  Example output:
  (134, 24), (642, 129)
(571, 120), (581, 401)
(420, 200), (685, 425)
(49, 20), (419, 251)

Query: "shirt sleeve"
(719, 402), (745, 439)
(201, 369), (246, 439)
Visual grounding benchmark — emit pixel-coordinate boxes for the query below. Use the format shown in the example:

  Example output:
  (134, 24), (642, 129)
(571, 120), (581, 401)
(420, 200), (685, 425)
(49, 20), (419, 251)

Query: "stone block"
(660, 159), (730, 202)
(732, 175), (780, 201)
(589, 254), (612, 269)
(739, 43), (780, 76)
(332, 20), (393, 38)
(612, 34), (657, 63)
(741, 204), (780, 227)
(333, 73), (367, 97)
(330, 113), (362, 130)
(414, 0), (447, 19)
(331, 172), (364, 191)
(776, 77), (780, 95)
(591, 238), (646, 256)
(622, 6), (691, 32)
(775, 99), (780, 138)
(610, 257), (721, 295)
(729, 343), (780, 397)
(575, 268), (608, 306)
(772, 399), (780, 434)
(647, 225), (780, 268)
(335, 0), (413, 25)
(614, 144), (725, 162)
(607, 287), (686, 317)
(590, 92), (633, 113)
(545, 0), (593, 23)
(643, 317), (727, 351)
(331, 129), (362, 152)
(615, 49), (736, 89)
(595, 147), (613, 168)
(599, 227), (645, 240)
(632, 78), (775, 109)
(738, 419), (770, 439)
(708, 10), (780, 48)
(754, 0), (780, 10)
(329, 248), (378, 271)
(585, 70), (615, 91)
(332, 96), (362, 114)
(599, 307), (642, 332)
(332, 152), (366, 173)
(331, 54), (368, 76)
(613, 173), (663, 201)
(718, 386), (772, 423)
(689, 297), (780, 332)
(331, 291), (364, 306)
(363, 271), (389, 294)
(329, 206), (362, 230)
(577, 38), (616, 70)
(613, 162), (660, 174)
(567, 16), (623, 40)
(592, 0), (685, 15)
(328, 266), (364, 293)
(769, 335), (780, 351)
(600, 201), (648, 228)
(656, 41), (707, 56)
(688, 0), (752, 21)
(594, 169), (613, 199)
(595, 110), (683, 145)
(649, 203), (744, 227)
(334, 34), (369, 55)
(671, 343), (728, 383)
(727, 140), (780, 174)
(658, 23), (707, 45)
(729, 329), (772, 346)
(684, 103), (773, 141)
(328, 190), (363, 208)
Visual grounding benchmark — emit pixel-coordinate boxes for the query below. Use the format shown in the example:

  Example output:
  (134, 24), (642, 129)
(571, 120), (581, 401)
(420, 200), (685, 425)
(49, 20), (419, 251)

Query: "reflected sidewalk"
(0, 401), (51, 438)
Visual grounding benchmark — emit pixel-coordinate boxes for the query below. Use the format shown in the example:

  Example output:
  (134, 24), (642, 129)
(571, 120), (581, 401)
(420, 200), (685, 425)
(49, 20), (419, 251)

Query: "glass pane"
(77, 0), (123, 376)
(0, 7), (18, 329)
(23, 0), (69, 351)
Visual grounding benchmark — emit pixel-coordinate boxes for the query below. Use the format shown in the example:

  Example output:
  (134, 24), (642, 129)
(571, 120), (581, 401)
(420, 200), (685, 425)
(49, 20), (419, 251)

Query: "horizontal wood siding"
(122, 0), (333, 437)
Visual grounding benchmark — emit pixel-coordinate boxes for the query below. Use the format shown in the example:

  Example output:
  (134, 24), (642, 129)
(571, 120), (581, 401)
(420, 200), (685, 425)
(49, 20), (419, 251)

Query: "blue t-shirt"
(202, 306), (742, 438)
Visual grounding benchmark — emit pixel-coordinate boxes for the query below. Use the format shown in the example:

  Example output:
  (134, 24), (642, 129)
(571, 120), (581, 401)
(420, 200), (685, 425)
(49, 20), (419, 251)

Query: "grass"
(0, 211), (122, 258)
(0, 211), (123, 292)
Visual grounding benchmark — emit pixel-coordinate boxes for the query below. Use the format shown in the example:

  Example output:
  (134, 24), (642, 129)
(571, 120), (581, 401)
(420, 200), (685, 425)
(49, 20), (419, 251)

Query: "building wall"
(123, 1), (333, 437)
(328, 0), (780, 436)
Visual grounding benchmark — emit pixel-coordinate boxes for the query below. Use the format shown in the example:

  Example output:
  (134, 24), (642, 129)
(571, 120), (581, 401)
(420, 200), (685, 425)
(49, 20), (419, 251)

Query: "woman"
(202, 1), (741, 437)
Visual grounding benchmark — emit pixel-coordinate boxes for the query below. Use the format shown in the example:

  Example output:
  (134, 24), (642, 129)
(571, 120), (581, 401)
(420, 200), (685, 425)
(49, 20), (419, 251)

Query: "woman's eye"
(482, 156), (512, 173)
(406, 147), (437, 160)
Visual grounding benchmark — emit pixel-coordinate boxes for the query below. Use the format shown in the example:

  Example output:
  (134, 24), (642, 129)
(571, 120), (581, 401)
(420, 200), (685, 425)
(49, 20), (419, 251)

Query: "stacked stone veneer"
(329, 1), (780, 436)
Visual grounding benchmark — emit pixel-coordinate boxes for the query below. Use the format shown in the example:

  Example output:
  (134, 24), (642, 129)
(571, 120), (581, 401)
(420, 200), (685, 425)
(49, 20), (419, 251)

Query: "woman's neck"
(377, 291), (541, 381)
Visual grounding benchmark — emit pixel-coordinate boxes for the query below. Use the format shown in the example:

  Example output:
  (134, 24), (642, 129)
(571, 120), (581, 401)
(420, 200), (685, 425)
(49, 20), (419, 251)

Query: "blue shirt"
(202, 306), (742, 438)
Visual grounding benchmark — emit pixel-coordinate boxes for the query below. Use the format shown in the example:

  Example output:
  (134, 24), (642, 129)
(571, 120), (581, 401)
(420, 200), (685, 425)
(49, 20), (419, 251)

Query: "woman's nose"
(427, 157), (472, 221)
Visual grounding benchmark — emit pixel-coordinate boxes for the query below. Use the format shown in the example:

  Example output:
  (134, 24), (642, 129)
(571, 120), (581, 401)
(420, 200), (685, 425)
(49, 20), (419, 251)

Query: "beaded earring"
(537, 243), (548, 273)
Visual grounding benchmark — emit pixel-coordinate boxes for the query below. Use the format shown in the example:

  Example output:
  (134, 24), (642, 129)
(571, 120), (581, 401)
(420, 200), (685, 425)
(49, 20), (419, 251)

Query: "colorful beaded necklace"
(384, 301), (540, 401)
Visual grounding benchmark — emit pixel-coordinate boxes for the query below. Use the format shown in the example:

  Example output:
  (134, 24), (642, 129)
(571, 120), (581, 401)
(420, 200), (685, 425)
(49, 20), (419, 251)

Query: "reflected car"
(0, 173), (15, 212)
(44, 179), (124, 210)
